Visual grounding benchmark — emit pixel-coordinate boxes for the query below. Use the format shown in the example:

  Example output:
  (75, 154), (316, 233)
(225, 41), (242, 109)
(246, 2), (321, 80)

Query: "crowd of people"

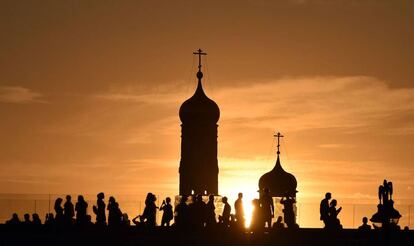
(4, 189), (296, 230)
(4, 186), (403, 232)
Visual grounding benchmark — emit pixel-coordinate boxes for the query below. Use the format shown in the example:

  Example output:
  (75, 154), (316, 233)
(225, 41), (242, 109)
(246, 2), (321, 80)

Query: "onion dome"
(179, 54), (220, 124)
(259, 155), (297, 197)
(258, 132), (297, 197)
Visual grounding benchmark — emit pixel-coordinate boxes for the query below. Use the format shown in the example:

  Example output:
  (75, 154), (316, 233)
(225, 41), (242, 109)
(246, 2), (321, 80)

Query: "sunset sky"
(1, 0), (414, 207)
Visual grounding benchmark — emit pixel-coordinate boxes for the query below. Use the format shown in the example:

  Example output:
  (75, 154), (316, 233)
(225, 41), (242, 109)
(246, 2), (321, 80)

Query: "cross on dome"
(193, 48), (207, 71)
(274, 132), (284, 155)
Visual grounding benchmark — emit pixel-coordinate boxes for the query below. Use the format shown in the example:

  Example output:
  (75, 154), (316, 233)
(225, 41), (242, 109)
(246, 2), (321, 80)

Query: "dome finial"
(274, 132), (284, 156)
(193, 49), (207, 80)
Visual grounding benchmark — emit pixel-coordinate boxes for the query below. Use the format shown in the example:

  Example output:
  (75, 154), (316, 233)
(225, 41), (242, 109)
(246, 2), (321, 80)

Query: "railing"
(295, 203), (412, 229)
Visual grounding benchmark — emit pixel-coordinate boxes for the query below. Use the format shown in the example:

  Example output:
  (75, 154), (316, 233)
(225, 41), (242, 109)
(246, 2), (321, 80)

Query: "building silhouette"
(259, 132), (297, 197)
(178, 49), (220, 195)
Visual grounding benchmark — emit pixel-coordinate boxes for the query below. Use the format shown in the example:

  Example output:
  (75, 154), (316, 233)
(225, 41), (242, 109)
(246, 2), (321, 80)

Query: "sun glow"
(220, 180), (260, 228)
(219, 157), (272, 228)
(241, 189), (257, 228)
(220, 183), (259, 228)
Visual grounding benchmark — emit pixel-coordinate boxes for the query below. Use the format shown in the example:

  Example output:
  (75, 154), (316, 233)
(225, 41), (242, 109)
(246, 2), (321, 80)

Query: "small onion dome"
(179, 77), (220, 124)
(258, 155), (297, 197)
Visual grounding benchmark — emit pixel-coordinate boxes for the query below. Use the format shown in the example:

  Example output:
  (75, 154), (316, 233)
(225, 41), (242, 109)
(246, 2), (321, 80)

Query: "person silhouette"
(32, 213), (42, 226)
(273, 216), (284, 230)
(250, 199), (263, 232)
(234, 192), (245, 228)
(260, 188), (274, 228)
(93, 192), (106, 226)
(320, 192), (331, 227)
(85, 215), (94, 226)
(45, 213), (55, 226)
(192, 194), (207, 228)
(75, 195), (88, 226)
(187, 195), (196, 226)
(64, 195), (75, 225)
(114, 202), (122, 224)
(160, 197), (173, 227)
(107, 196), (122, 227)
(328, 199), (342, 229)
(121, 213), (130, 226)
(174, 195), (189, 227)
(54, 198), (64, 225)
(205, 194), (216, 227)
(358, 217), (371, 232)
(6, 213), (20, 225)
(140, 193), (157, 227)
(219, 196), (231, 227)
(280, 192), (296, 228)
(23, 213), (31, 225)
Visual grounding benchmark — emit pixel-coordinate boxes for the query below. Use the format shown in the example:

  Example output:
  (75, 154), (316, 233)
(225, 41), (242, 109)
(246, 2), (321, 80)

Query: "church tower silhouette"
(178, 49), (220, 195)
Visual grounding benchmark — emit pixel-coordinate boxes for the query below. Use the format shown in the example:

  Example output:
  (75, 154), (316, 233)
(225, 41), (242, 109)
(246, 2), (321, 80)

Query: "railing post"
(352, 204), (355, 228)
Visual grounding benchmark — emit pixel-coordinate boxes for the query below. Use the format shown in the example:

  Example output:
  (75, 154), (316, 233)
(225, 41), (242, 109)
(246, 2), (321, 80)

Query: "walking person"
(219, 197), (231, 227)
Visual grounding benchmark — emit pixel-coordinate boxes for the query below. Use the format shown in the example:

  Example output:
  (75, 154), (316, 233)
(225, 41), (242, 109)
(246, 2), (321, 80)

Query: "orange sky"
(0, 0), (414, 204)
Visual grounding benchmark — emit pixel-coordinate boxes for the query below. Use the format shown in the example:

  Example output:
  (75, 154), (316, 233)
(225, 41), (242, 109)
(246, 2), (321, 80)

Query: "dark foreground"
(1, 225), (413, 246)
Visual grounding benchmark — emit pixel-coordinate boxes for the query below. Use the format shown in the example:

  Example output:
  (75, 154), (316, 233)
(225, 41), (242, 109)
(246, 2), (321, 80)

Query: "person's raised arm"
(132, 215), (140, 225)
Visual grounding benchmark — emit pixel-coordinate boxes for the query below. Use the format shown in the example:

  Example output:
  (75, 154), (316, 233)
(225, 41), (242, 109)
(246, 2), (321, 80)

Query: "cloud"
(215, 76), (414, 134)
(10, 75), (413, 197)
(316, 144), (353, 149)
(93, 82), (186, 105)
(95, 76), (414, 135)
(0, 86), (44, 104)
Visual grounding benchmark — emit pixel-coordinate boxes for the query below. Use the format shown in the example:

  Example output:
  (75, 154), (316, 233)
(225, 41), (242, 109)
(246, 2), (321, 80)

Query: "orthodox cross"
(193, 49), (207, 71)
(274, 132), (284, 155)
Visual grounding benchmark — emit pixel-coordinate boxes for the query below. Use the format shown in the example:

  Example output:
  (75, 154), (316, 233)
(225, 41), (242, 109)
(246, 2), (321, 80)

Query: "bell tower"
(178, 49), (220, 195)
